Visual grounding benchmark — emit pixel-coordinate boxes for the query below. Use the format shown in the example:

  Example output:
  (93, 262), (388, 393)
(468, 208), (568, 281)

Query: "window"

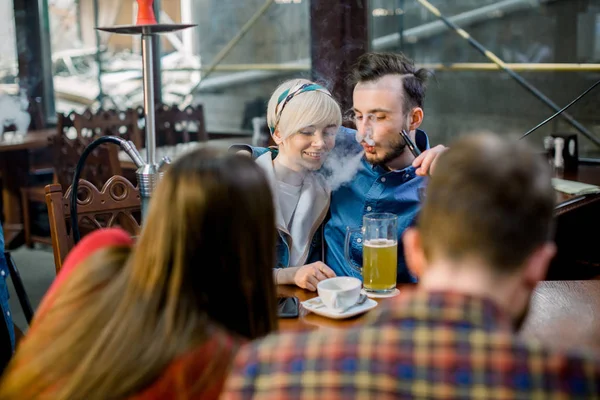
(0, 0), (18, 87)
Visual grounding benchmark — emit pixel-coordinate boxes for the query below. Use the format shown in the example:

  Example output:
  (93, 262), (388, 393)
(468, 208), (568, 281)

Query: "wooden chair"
(21, 111), (127, 248)
(137, 104), (207, 147)
(20, 113), (69, 247)
(52, 118), (123, 191)
(74, 108), (144, 149)
(45, 176), (141, 273)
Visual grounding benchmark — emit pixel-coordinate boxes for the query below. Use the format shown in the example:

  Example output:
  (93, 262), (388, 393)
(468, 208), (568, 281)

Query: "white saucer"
(301, 297), (378, 320)
(361, 288), (400, 298)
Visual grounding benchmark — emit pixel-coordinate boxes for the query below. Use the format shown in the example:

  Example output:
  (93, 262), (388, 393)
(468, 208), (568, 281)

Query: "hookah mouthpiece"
(136, 0), (157, 25)
(400, 130), (422, 158)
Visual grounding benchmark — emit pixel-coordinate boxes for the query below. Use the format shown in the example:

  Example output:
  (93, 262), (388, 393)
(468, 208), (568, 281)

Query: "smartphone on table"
(277, 296), (299, 318)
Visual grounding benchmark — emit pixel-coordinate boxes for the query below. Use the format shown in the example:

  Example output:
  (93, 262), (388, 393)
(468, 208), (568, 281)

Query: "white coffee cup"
(317, 277), (362, 313)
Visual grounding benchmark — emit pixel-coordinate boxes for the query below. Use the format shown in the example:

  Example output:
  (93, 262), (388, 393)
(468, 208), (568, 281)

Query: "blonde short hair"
(267, 78), (342, 140)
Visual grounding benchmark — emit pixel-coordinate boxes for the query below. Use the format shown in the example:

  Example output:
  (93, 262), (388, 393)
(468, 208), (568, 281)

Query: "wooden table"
(0, 129), (55, 248)
(278, 280), (600, 354)
(552, 164), (600, 280)
(555, 164), (600, 204)
(520, 280), (600, 354)
(564, 164), (600, 186)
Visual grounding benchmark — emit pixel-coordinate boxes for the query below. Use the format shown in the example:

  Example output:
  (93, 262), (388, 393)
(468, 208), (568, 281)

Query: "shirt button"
(404, 174), (410, 179)
(357, 238), (362, 243)
(6, 311), (9, 316)
(381, 177), (387, 183)
(0, 270), (5, 276)
(366, 206), (372, 211)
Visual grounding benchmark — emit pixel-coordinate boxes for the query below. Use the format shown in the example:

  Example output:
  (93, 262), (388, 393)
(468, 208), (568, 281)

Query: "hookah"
(70, 0), (196, 244)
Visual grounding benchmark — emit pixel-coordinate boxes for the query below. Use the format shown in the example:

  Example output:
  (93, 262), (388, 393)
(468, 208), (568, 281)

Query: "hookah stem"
(141, 26), (156, 166)
(415, 0), (600, 148)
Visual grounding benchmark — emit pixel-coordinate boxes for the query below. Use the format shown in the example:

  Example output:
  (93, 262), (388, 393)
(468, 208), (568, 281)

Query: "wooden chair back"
(137, 104), (207, 147)
(52, 112), (123, 191)
(74, 108), (144, 148)
(45, 176), (141, 272)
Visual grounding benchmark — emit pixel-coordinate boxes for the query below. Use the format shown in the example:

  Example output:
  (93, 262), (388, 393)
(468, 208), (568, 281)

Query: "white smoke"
(355, 126), (375, 146)
(319, 138), (365, 191)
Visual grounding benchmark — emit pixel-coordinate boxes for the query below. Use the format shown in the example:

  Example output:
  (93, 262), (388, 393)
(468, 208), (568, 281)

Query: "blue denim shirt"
(0, 225), (15, 350)
(275, 227), (323, 269)
(325, 128), (429, 283)
(232, 127), (428, 282)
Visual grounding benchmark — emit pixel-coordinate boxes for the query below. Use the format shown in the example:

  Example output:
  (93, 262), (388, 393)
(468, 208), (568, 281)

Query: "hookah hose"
(415, 0), (600, 148)
(520, 79), (600, 140)
(71, 136), (144, 244)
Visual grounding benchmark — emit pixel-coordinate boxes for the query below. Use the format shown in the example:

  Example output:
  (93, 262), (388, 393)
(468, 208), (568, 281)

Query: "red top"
(32, 228), (241, 399)
(35, 228), (133, 319)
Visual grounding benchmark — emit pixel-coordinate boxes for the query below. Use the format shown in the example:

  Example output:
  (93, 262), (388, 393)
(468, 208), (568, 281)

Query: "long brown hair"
(0, 149), (278, 399)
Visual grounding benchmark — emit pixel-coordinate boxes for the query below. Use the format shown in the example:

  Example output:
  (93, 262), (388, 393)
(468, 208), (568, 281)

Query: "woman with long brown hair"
(0, 149), (278, 399)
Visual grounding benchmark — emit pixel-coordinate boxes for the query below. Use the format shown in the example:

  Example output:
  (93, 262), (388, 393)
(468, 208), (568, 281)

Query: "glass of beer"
(344, 213), (398, 295)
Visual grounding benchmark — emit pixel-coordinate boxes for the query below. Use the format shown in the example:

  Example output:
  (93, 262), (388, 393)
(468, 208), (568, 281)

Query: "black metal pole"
(76, 0), (83, 43)
(416, 0), (600, 148)
(39, 0), (56, 125)
(311, 0), (368, 114)
(5, 252), (34, 324)
(521, 79), (600, 140)
(152, 0), (162, 105)
(13, 0), (55, 127)
(398, 0), (404, 51)
(93, 0), (104, 102)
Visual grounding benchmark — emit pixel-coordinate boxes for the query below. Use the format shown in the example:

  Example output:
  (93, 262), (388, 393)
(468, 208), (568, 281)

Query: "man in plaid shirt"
(223, 133), (600, 399)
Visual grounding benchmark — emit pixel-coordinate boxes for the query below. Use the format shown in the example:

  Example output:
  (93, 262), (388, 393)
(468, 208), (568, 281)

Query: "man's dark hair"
(349, 52), (432, 113)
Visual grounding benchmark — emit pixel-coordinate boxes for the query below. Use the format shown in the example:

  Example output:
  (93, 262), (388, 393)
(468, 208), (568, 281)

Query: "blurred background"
(1, 0), (599, 153)
(1, 0), (599, 334)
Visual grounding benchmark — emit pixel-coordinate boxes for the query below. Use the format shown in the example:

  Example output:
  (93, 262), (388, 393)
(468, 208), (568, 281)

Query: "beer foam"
(364, 239), (397, 247)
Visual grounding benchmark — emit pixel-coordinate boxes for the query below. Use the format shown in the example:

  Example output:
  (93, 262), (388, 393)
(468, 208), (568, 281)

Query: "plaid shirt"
(223, 291), (600, 399)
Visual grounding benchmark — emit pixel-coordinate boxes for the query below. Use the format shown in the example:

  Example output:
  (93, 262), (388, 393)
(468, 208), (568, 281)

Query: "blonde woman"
(0, 149), (278, 400)
(236, 79), (342, 291)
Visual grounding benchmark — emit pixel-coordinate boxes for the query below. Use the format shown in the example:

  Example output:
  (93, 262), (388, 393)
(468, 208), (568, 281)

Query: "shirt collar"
(371, 163), (418, 180)
(377, 290), (513, 333)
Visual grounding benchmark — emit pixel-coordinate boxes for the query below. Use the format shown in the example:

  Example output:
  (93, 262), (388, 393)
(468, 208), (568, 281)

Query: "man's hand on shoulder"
(412, 145), (447, 176)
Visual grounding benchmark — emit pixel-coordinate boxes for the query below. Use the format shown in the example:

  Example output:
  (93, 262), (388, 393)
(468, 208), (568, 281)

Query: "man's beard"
(368, 132), (408, 167)
(377, 141), (407, 166)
